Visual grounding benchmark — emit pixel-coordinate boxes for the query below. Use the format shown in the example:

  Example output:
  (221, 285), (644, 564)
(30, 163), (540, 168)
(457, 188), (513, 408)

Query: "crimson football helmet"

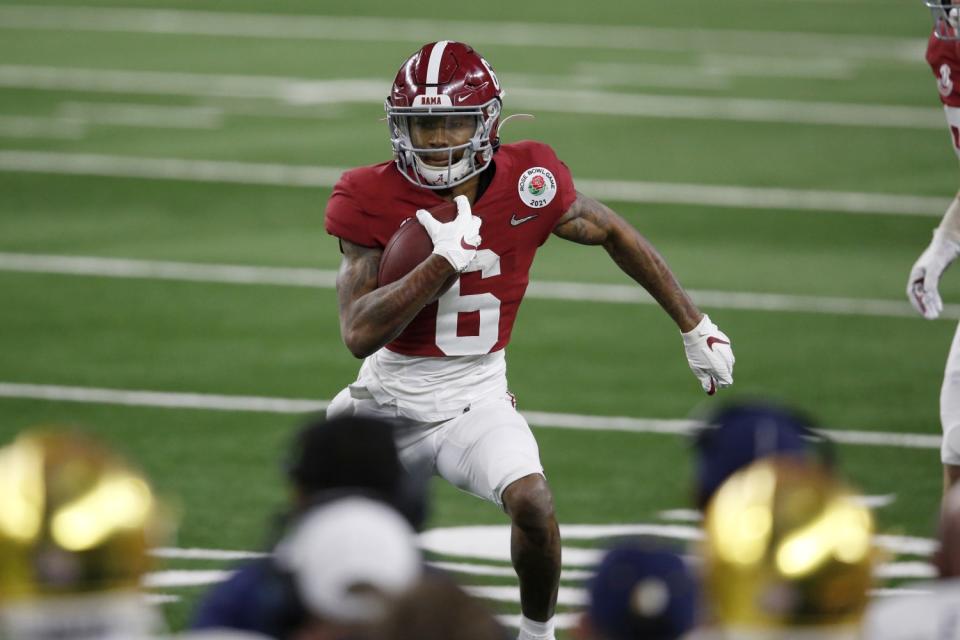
(927, 0), (960, 40)
(386, 41), (504, 190)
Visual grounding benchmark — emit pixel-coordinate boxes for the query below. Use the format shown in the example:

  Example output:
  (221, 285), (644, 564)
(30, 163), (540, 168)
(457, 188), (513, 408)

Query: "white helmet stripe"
(424, 40), (450, 96)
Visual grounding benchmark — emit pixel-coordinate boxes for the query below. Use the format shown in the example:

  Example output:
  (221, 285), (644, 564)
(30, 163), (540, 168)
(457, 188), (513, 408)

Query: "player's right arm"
(336, 239), (456, 359)
(336, 196), (482, 358)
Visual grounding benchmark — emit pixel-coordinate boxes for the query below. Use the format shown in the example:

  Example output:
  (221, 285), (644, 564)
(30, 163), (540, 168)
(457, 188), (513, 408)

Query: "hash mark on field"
(0, 252), (952, 321)
(0, 382), (942, 450)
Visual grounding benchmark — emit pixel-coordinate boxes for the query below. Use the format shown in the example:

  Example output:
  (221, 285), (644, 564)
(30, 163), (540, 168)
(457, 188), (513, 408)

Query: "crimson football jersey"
(325, 140), (577, 357)
(927, 27), (960, 156)
(928, 27), (960, 108)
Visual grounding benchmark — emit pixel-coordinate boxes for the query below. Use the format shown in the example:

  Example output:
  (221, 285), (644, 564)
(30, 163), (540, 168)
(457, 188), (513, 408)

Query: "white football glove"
(682, 314), (735, 395)
(907, 228), (960, 320)
(415, 194), (482, 273)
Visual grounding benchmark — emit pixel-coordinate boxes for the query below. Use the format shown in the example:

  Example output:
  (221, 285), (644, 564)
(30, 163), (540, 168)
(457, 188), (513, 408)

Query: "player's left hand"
(907, 229), (960, 320)
(681, 314), (735, 395)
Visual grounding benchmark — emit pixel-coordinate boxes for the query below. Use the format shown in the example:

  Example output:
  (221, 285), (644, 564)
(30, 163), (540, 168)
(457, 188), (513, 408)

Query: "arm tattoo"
(553, 192), (702, 331)
(336, 239), (456, 358)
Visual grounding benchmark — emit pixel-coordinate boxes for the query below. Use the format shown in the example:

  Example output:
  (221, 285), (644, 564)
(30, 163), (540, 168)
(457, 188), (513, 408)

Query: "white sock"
(517, 615), (555, 640)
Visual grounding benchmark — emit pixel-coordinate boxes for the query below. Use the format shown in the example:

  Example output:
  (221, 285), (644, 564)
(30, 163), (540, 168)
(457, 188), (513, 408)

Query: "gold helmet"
(0, 429), (168, 638)
(702, 458), (874, 635)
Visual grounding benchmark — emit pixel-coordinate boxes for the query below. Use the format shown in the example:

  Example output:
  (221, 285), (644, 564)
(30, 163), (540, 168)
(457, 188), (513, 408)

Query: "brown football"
(377, 200), (459, 303)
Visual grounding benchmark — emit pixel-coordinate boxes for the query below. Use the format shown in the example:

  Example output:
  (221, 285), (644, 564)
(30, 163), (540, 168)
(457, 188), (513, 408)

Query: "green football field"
(0, 0), (955, 631)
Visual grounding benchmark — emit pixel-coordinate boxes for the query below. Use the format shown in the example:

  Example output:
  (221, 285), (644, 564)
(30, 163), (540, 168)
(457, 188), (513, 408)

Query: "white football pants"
(327, 385), (544, 509)
(942, 322), (960, 465)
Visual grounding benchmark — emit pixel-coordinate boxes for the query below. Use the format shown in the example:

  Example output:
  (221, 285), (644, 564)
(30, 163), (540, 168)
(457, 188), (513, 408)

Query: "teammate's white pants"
(941, 323), (960, 465)
(327, 386), (544, 509)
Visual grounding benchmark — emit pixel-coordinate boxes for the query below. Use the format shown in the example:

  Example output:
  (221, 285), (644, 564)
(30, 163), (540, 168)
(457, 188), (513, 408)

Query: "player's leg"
(941, 323), (960, 496)
(501, 473), (561, 628)
(945, 466), (960, 495)
(328, 385), (443, 479)
(433, 396), (560, 638)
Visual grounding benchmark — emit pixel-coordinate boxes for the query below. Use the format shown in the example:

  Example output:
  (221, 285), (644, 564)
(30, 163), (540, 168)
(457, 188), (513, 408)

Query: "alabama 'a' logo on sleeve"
(518, 167), (558, 209)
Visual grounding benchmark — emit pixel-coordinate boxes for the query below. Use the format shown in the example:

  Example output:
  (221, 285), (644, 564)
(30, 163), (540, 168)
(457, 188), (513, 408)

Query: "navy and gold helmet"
(702, 459), (874, 637)
(0, 429), (169, 637)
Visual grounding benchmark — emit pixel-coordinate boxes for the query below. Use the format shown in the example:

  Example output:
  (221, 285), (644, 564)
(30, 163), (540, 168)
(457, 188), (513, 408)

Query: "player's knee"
(502, 474), (556, 532)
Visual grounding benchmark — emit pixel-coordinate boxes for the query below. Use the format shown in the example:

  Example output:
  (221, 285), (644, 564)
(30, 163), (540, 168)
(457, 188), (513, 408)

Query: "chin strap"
(413, 153), (473, 187)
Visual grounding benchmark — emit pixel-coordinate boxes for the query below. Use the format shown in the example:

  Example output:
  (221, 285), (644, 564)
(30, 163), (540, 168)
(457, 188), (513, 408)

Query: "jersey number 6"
(435, 249), (501, 355)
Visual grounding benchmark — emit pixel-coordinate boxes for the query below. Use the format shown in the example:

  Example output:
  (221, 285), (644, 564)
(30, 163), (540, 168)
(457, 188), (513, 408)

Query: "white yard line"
(657, 494), (897, 522)
(469, 585), (587, 607)
(0, 115), (85, 139)
(151, 547), (267, 561)
(0, 151), (949, 217)
(0, 150), (346, 187)
(145, 594), (180, 605)
(0, 64), (941, 129)
(576, 57), (856, 86)
(871, 588), (933, 597)
(58, 101), (223, 129)
(874, 562), (937, 579)
(497, 614), (580, 631)
(0, 253), (340, 288)
(0, 252), (950, 320)
(0, 65), (356, 101)
(430, 561), (593, 581)
(0, 382), (941, 450)
(0, 6), (922, 62)
(509, 87), (944, 129)
(556, 65), (734, 91)
(0, 383), (328, 414)
(143, 570), (230, 589)
(698, 53), (857, 79)
(874, 535), (939, 557)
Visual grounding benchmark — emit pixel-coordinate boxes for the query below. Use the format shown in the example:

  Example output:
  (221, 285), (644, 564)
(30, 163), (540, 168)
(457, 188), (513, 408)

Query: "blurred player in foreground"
(192, 414), (427, 634)
(910, 0), (960, 493)
(701, 459), (875, 639)
(0, 429), (168, 639)
(861, 480), (960, 639)
(324, 40), (736, 640)
(691, 401), (834, 511)
(372, 573), (507, 640)
(574, 543), (700, 640)
(273, 496), (423, 640)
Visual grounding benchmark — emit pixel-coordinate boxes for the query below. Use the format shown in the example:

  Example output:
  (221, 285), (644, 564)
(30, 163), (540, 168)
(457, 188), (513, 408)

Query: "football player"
(862, 480), (960, 640)
(910, 1), (960, 495)
(0, 429), (168, 639)
(702, 459), (874, 639)
(324, 41), (736, 640)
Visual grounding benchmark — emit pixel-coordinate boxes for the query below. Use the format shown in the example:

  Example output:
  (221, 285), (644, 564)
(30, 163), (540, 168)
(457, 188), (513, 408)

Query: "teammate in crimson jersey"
(910, 2), (960, 496)
(324, 41), (735, 640)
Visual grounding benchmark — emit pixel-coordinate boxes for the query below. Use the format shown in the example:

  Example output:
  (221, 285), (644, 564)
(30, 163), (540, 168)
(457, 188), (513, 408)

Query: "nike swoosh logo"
(706, 336), (729, 350)
(510, 213), (538, 227)
(457, 94), (471, 103)
(911, 278), (927, 314)
(460, 237), (478, 250)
